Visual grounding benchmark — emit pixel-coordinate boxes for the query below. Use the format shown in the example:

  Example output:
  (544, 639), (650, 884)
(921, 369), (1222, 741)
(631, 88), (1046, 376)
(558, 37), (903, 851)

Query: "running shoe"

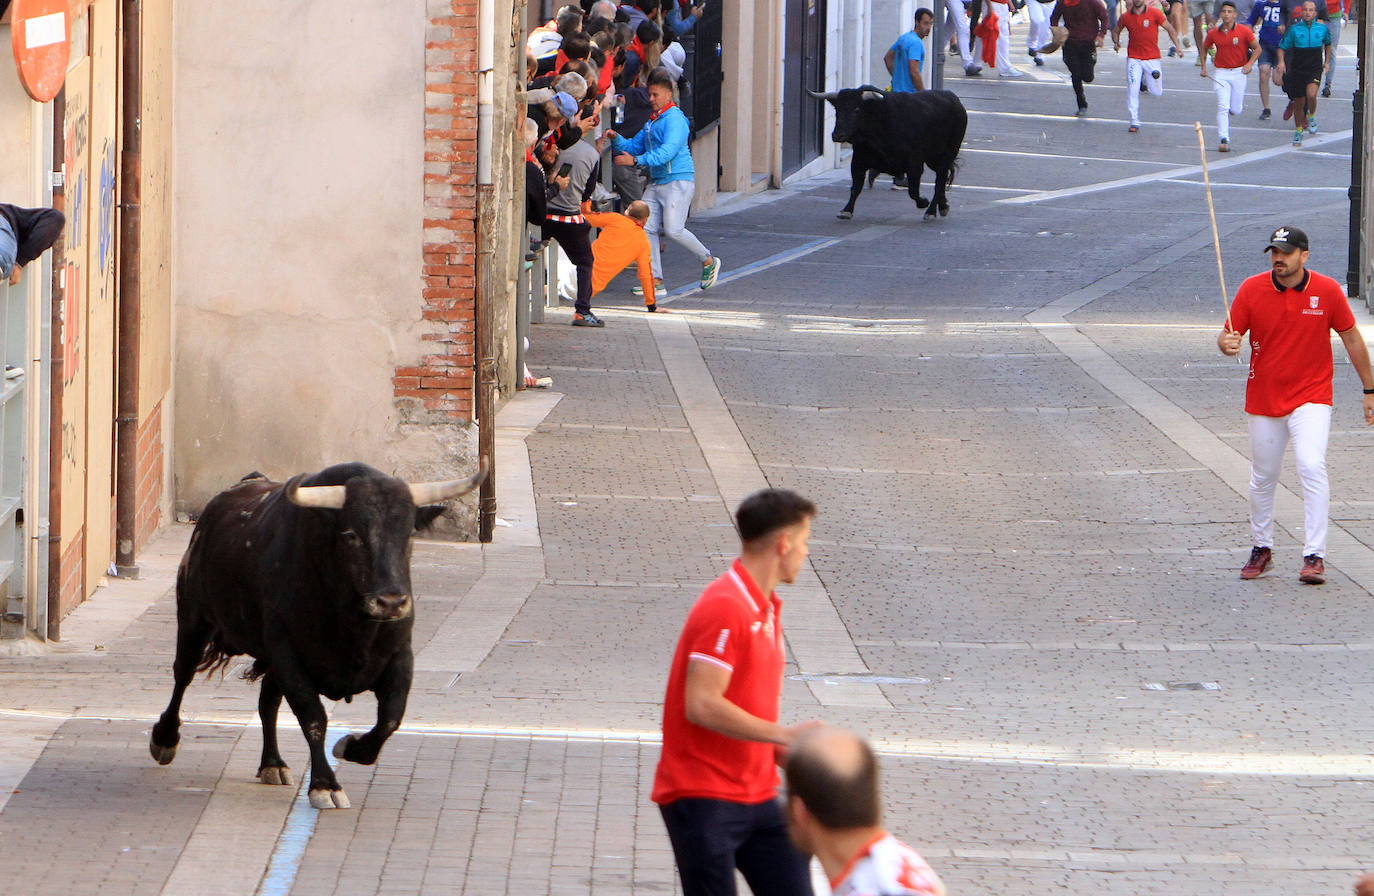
(1299, 554), (1325, 585)
(1258, 108), (1271, 120)
(1307, 116), (1317, 134)
(1293, 129), (1303, 145)
(571, 312), (605, 328)
(1218, 139), (1229, 152)
(1321, 85), (1332, 98)
(1128, 124), (1139, 133)
(700, 256), (721, 290)
(1240, 546), (1272, 580)
(632, 281), (665, 297)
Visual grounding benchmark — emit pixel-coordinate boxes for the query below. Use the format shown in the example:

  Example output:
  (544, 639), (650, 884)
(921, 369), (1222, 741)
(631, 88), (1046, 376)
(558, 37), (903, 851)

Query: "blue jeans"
(0, 216), (17, 280)
(645, 178), (711, 281)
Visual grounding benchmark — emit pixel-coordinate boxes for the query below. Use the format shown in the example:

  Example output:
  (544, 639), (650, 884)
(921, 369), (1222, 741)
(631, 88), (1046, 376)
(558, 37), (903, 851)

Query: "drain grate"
(1144, 681), (1220, 691)
(789, 672), (931, 685)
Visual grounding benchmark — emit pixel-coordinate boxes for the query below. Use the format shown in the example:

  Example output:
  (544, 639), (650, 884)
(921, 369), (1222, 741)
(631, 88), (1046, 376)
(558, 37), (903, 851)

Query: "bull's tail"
(945, 157), (960, 189)
(194, 638), (236, 678)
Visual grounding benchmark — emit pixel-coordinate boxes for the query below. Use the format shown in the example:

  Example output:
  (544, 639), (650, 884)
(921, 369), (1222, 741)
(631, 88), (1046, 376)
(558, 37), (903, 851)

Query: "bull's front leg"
(839, 154), (866, 220)
(333, 652), (411, 767)
(270, 647), (350, 809)
(933, 160), (952, 217)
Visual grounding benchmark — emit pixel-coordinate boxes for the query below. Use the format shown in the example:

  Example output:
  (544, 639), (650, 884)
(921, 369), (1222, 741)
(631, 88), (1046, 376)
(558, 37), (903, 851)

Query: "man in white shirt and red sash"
(654, 488), (821, 895)
(1219, 226), (1374, 584)
(784, 726), (946, 896)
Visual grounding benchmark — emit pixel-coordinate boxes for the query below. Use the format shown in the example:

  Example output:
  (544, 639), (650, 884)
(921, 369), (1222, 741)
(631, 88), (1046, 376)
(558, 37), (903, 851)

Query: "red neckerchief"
(525, 148), (535, 163)
(651, 101), (677, 121)
(629, 35), (646, 64)
(1062, 0), (1081, 7)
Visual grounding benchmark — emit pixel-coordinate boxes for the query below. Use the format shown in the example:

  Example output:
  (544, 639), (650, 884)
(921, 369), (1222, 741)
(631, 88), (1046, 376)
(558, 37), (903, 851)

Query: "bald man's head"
(785, 726), (881, 830)
(625, 200), (650, 223)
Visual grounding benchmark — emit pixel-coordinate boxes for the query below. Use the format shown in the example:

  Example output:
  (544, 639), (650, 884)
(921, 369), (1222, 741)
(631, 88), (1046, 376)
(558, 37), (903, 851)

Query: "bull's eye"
(341, 529), (362, 545)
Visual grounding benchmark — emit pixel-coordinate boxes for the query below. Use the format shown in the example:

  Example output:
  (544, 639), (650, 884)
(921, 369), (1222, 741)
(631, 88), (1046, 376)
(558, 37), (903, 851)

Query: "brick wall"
(135, 401), (164, 550)
(58, 529), (85, 623)
(403, 0), (481, 423)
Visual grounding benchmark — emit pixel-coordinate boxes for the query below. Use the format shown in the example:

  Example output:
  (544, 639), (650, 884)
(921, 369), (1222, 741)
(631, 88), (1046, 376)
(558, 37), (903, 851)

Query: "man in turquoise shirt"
(1276, 0), (1331, 142)
(885, 9), (934, 92)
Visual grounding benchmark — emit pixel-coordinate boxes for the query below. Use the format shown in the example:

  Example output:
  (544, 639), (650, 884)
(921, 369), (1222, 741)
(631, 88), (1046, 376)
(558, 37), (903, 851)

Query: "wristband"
(1364, 388), (1374, 395)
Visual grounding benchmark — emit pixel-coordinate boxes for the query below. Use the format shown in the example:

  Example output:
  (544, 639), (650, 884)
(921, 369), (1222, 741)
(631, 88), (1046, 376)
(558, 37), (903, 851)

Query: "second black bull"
(811, 87), (968, 221)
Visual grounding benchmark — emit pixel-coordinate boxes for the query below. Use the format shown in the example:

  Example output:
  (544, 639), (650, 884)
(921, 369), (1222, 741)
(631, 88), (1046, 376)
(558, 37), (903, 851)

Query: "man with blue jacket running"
(603, 67), (720, 300)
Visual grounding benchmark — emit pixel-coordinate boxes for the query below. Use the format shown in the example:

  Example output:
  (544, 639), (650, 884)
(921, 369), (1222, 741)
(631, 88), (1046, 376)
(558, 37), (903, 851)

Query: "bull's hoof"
(837, 211), (853, 220)
(331, 734), (355, 761)
(258, 765), (294, 786)
(915, 196), (930, 209)
(923, 209), (937, 221)
(939, 204), (950, 217)
(309, 787), (351, 810)
(149, 740), (178, 766)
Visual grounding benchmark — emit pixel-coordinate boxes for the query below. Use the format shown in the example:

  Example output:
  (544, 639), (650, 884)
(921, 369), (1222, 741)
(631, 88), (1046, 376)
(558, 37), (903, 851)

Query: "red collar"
(651, 101), (677, 120)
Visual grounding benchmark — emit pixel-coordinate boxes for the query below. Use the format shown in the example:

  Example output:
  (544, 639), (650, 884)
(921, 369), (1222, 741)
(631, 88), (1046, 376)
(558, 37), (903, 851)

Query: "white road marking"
(1001, 130), (1352, 204)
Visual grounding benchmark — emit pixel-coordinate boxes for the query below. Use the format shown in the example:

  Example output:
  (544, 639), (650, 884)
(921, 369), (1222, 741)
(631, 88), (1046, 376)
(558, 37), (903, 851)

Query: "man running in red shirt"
(1112, 0), (1185, 132)
(1219, 226), (1374, 584)
(1200, 1), (1260, 152)
(654, 488), (821, 895)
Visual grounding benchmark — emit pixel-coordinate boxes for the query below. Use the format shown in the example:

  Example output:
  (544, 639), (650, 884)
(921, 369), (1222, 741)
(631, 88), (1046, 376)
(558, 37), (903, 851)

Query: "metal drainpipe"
(114, 0), (142, 577)
(474, 0), (498, 542)
(46, 87), (65, 641)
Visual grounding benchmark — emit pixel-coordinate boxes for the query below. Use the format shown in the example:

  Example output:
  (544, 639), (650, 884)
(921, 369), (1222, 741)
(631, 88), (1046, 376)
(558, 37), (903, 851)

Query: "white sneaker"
(4, 365), (22, 380)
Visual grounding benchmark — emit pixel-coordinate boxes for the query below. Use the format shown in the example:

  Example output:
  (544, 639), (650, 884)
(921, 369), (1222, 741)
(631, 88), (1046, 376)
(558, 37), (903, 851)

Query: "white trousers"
(991, 3), (1015, 74)
(1248, 403), (1331, 557)
(1212, 66), (1246, 140)
(945, 0), (975, 66)
(1323, 14), (1342, 89)
(1026, 0), (1056, 53)
(1125, 57), (1162, 125)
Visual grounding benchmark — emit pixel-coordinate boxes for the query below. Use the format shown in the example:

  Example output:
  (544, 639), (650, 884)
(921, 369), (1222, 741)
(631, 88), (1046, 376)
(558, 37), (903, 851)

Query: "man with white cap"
(1218, 225), (1374, 585)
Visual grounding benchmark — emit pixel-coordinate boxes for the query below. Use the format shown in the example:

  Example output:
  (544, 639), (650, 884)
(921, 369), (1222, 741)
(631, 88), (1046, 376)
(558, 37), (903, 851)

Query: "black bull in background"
(150, 459), (487, 809)
(811, 87), (968, 221)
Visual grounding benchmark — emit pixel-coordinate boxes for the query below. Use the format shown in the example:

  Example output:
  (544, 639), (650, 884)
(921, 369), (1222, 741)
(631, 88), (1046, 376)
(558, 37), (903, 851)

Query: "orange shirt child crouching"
(580, 200), (664, 311)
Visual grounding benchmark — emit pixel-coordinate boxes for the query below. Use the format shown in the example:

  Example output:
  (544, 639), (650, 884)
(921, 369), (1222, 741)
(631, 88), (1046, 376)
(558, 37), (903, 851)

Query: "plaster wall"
(173, 1), (456, 512)
(0, 24), (36, 201)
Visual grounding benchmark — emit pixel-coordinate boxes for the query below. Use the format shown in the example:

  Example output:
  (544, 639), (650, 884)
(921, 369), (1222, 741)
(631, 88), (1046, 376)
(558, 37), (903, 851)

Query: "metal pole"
(932, 2), (946, 89)
(115, 0), (144, 579)
(1350, 0), (1367, 300)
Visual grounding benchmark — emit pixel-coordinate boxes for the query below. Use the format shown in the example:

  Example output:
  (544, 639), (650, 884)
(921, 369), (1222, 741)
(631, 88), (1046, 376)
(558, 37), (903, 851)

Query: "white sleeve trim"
(688, 652), (733, 673)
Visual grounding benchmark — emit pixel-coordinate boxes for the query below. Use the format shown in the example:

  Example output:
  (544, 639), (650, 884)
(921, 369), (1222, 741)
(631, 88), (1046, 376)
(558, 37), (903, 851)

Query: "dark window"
(679, 2), (722, 136)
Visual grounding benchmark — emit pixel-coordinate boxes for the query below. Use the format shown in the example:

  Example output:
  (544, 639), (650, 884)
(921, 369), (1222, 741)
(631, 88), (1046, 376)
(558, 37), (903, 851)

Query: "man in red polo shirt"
(1200, 1), (1260, 152)
(1112, 0), (1185, 132)
(654, 488), (821, 896)
(1219, 226), (1374, 584)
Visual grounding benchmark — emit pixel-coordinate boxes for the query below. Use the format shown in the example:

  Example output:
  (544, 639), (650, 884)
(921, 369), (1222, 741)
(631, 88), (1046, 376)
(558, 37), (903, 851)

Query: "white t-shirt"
(831, 832), (945, 896)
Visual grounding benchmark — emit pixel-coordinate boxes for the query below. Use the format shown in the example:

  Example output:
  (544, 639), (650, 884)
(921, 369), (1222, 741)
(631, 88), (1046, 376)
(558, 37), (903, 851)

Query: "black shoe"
(1074, 102), (1087, 116)
(1258, 107), (1271, 120)
(571, 312), (604, 328)
(1321, 85), (1332, 98)
(645, 302), (658, 312)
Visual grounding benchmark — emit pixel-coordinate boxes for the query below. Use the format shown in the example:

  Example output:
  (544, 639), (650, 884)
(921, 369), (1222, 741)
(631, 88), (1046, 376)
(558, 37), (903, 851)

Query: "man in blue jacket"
(603, 67), (720, 300)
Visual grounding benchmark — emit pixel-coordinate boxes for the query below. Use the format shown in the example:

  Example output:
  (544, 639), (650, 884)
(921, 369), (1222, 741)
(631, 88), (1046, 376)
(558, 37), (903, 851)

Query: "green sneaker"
(700, 256), (721, 289)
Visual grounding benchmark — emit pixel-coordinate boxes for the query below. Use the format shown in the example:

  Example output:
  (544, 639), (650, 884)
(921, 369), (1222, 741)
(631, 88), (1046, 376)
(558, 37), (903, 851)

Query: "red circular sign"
(9, 0), (70, 103)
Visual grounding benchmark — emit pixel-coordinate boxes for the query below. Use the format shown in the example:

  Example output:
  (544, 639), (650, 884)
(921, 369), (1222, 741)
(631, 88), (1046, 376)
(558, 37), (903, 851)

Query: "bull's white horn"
(289, 484), (347, 509)
(860, 89), (885, 102)
(807, 89), (839, 102)
(408, 456), (490, 506)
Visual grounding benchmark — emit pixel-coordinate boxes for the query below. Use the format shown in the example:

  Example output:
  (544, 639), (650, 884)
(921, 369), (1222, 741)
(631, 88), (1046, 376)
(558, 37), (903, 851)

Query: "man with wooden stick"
(1218, 226), (1374, 585)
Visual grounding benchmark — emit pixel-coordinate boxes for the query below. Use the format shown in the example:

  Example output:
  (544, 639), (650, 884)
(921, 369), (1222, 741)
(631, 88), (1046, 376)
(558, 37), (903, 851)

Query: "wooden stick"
(1195, 122), (1234, 333)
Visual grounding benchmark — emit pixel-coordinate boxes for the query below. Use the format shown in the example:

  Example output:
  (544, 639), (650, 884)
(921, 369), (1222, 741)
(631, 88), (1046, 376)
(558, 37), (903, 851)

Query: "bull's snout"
(367, 592), (413, 620)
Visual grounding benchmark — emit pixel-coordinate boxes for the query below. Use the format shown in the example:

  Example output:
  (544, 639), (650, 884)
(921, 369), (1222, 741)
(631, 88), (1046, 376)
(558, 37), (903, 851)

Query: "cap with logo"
(1263, 225), (1309, 253)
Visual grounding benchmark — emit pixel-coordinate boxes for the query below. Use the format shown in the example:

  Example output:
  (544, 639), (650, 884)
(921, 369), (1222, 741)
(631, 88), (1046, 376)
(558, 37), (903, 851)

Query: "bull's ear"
(415, 504), (447, 531)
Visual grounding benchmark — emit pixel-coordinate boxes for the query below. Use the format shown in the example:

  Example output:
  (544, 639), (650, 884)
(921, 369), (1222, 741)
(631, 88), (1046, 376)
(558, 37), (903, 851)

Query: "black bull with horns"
(149, 459), (487, 809)
(810, 86), (968, 221)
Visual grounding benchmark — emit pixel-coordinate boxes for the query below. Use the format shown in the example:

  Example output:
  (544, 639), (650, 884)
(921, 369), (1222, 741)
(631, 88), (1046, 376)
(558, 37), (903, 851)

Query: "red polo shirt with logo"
(1228, 269), (1356, 417)
(652, 559), (787, 806)
(1204, 23), (1257, 67)
(1120, 7), (1166, 59)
